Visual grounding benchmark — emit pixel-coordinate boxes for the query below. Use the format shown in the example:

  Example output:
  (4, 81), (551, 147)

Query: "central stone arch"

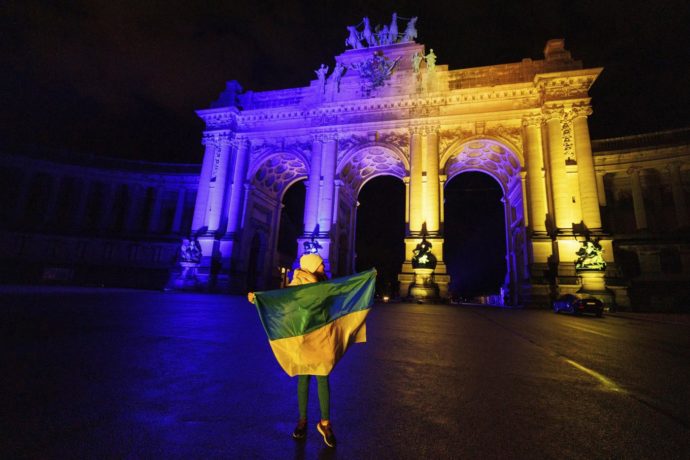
(441, 137), (527, 304)
(331, 143), (409, 276)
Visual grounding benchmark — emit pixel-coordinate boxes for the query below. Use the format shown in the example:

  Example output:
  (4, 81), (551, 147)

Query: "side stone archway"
(441, 137), (528, 304)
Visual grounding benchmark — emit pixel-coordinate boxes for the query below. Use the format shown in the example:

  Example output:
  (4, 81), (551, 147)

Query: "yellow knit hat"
(299, 253), (324, 273)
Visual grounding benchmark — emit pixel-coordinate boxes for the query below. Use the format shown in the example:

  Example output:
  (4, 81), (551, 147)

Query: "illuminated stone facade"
(0, 149), (198, 287)
(593, 129), (690, 310)
(191, 29), (633, 307)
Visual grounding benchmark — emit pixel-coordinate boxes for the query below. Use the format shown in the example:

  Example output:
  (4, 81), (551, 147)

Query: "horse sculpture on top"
(345, 13), (417, 49)
(401, 16), (418, 42)
(345, 25), (363, 49)
(361, 17), (376, 47)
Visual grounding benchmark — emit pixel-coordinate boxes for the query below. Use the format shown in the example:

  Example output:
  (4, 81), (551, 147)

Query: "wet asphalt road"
(2, 289), (689, 459)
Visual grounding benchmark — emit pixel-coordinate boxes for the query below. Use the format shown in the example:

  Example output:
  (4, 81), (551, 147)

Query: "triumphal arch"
(190, 15), (627, 306)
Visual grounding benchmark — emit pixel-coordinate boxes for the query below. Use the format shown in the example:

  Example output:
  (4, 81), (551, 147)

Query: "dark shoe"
(317, 421), (336, 447)
(292, 419), (307, 440)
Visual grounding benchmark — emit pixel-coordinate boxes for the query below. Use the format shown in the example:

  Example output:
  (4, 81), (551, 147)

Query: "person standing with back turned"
(248, 253), (337, 447)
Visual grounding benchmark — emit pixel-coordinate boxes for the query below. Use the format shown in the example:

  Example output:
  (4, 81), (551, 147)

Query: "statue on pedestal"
(409, 234), (440, 302)
(315, 64), (329, 94)
(411, 51), (423, 73)
(329, 61), (346, 93)
(411, 236), (437, 269)
(425, 49), (437, 72)
(174, 237), (202, 289)
(575, 239), (606, 270)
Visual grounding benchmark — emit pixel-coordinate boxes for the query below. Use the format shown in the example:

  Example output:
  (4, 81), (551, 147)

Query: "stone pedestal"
(169, 262), (201, 290)
(577, 270), (614, 307)
(408, 268), (440, 302)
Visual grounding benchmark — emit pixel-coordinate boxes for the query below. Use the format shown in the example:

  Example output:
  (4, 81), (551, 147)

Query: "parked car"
(552, 294), (604, 317)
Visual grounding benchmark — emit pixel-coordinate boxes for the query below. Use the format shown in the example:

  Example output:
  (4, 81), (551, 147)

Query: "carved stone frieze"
(378, 131), (409, 151)
(439, 127), (473, 154)
(487, 124), (522, 150)
(338, 134), (369, 155)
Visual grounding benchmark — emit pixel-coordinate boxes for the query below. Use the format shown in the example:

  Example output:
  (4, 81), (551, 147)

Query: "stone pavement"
(2, 289), (689, 458)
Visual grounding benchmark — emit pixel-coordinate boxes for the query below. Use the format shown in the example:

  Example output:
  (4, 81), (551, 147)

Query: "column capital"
(627, 166), (643, 176)
(231, 136), (251, 150)
(541, 106), (565, 121)
(407, 125), (425, 135)
(521, 113), (543, 127)
(218, 131), (235, 147)
(312, 131), (337, 142)
(201, 132), (217, 147)
(570, 104), (593, 118)
(423, 125), (441, 135)
(666, 160), (684, 173)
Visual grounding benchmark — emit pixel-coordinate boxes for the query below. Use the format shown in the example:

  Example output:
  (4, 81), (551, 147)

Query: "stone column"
(627, 166), (647, 230)
(191, 134), (217, 231)
(11, 173), (31, 225)
(544, 108), (572, 229)
(403, 176), (410, 225)
(424, 127), (440, 233)
(206, 132), (233, 233)
(317, 135), (338, 234)
(146, 187), (163, 234)
(171, 189), (186, 234)
(72, 179), (91, 231)
(408, 127), (424, 233)
(225, 138), (250, 235)
(596, 172), (608, 207)
(98, 183), (116, 233)
(439, 175), (446, 226)
(522, 115), (548, 233)
(42, 175), (61, 228)
(303, 136), (323, 235)
(572, 106), (602, 230)
(125, 184), (144, 233)
(667, 161), (689, 227)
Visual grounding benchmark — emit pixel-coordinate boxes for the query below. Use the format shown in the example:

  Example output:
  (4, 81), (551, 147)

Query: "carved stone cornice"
(534, 69), (602, 102)
(196, 107), (239, 130)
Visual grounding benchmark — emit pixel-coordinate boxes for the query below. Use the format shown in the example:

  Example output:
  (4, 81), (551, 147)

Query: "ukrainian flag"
(254, 269), (376, 376)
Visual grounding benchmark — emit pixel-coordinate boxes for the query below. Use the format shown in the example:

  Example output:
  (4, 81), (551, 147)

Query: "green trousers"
(297, 375), (330, 420)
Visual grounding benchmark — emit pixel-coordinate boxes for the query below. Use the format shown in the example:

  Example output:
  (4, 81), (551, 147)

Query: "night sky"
(3, 1), (689, 294)
(2, 0), (690, 163)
